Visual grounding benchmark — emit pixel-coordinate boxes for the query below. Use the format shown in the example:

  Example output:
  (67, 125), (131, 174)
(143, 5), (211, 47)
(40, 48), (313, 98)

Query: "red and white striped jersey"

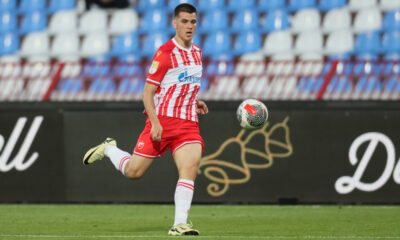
(146, 38), (203, 122)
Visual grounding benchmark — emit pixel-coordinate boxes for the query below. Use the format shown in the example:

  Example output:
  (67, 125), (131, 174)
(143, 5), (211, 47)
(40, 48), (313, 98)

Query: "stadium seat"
(354, 53), (378, 75)
(79, 10), (107, 33)
(260, 10), (289, 33)
(231, 9), (259, 32)
(318, 0), (346, 11)
(322, 8), (351, 33)
(82, 58), (110, 77)
(325, 30), (354, 55)
(22, 58), (51, 78)
(139, 9), (168, 32)
(112, 61), (142, 77)
(168, 0), (196, 12)
(288, 0), (316, 12)
(380, 53), (400, 75)
(48, 10), (77, 34)
(0, 12), (17, 33)
(48, 0), (76, 13)
(291, 9), (320, 33)
(383, 76), (400, 94)
(355, 76), (381, 96)
(297, 53), (324, 76)
(199, 9), (228, 32)
(89, 78), (116, 93)
(51, 33), (79, 60)
(20, 11), (47, 34)
(203, 31), (231, 57)
(383, 10), (400, 32)
(197, 0), (224, 11)
(353, 8), (382, 33)
(348, 0), (377, 10)
(0, 0), (16, 12)
(327, 76), (352, 96)
(227, 0), (255, 11)
(18, 0), (46, 13)
(381, 30), (400, 53)
(58, 78), (82, 93)
(297, 77), (323, 95)
(354, 31), (381, 54)
(0, 32), (18, 55)
(109, 9), (139, 34)
(81, 33), (110, 58)
(295, 31), (323, 54)
(137, 0), (165, 11)
(380, 0), (400, 11)
(117, 77), (144, 94)
(233, 31), (262, 55)
(206, 53), (234, 76)
(110, 32), (140, 57)
(20, 32), (49, 57)
(263, 30), (292, 55)
(141, 32), (169, 58)
(258, 0), (285, 11)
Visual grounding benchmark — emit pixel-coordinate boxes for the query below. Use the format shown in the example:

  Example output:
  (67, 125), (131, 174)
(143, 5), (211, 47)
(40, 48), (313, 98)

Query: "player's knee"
(125, 168), (144, 179)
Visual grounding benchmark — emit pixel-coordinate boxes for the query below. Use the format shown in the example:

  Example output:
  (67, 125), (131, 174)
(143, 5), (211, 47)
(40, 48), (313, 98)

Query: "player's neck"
(173, 36), (192, 50)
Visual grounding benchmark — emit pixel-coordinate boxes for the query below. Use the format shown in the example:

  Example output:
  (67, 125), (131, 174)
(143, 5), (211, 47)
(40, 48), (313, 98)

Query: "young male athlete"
(83, 3), (207, 236)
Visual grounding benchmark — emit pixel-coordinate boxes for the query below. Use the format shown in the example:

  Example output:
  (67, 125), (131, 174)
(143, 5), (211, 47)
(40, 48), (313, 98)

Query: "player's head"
(173, 3), (197, 44)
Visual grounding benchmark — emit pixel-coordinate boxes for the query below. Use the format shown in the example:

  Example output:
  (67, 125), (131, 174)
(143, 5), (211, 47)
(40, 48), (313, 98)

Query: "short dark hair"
(174, 3), (197, 17)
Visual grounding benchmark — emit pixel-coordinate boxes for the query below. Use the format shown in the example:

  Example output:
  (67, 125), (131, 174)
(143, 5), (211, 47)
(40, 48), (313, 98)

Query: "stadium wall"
(1, 101), (400, 204)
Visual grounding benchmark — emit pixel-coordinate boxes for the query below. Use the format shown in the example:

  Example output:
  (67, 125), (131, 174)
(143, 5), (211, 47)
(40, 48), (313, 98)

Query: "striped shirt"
(146, 38), (203, 123)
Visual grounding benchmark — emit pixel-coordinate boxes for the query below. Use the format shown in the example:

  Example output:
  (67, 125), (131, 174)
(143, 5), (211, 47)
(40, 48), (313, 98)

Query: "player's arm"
(142, 83), (162, 142)
(197, 100), (208, 115)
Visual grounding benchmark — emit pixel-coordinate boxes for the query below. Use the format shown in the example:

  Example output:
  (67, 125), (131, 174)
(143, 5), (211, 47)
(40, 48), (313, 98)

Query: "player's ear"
(172, 19), (177, 29)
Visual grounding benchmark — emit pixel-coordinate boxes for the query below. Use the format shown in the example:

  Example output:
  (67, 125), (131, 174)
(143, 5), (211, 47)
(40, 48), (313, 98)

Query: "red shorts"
(133, 116), (204, 158)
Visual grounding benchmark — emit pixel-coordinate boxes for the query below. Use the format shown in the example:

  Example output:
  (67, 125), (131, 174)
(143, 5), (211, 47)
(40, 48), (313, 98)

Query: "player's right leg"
(83, 138), (154, 178)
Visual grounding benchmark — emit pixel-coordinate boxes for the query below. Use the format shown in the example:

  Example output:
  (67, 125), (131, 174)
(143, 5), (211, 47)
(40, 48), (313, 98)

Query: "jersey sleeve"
(146, 50), (170, 86)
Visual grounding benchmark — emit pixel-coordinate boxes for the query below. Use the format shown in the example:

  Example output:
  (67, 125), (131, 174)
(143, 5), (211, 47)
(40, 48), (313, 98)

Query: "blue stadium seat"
(327, 76), (352, 93)
(89, 78), (116, 93)
(0, 0), (16, 12)
(233, 31), (262, 55)
(231, 9), (259, 32)
(203, 31), (231, 57)
(258, 0), (285, 12)
(118, 77), (144, 94)
(381, 31), (400, 53)
(199, 77), (209, 93)
(112, 62), (143, 77)
(19, 11), (47, 34)
(354, 53), (378, 75)
(227, 0), (255, 11)
(82, 59), (111, 77)
(197, 0), (224, 11)
(58, 78), (82, 93)
(137, 0), (165, 12)
(383, 76), (400, 93)
(324, 54), (352, 75)
(48, 0), (75, 13)
(297, 77), (324, 93)
(141, 32), (169, 58)
(206, 53), (234, 76)
(380, 53), (400, 75)
(383, 10), (400, 31)
(0, 12), (17, 33)
(110, 32), (140, 57)
(355, 76), (382, 92)
(168, 0), (196, 12)
(199, 9), (228, 32)
(19, 0), (46, 13)
(139, 9), (168, 33)
(354, 31), (381, 54)
(288, 0), (316, 11)
(260, 10), (289, 33)
(318, 0), (346, 11)
(0, 32), (19, 55)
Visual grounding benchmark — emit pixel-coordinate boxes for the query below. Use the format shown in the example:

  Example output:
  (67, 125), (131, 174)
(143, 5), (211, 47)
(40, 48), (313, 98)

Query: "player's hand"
(197, 100), (209, 115)
(150, 121), (163, 142)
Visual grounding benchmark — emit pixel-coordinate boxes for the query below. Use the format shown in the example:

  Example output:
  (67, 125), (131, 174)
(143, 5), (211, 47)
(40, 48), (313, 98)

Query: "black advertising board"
(0, 110), (65, 202)
(1, 102), (400, 204)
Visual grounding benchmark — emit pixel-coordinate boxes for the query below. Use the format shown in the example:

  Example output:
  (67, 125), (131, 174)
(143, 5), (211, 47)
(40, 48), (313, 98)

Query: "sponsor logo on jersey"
(178, 71), (201, 83)
(149, 61), (159, 74)
(138, 141), (144, 150)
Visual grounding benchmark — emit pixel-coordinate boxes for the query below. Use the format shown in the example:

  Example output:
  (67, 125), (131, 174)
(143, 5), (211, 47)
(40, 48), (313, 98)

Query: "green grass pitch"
(0, 204), (400, 240)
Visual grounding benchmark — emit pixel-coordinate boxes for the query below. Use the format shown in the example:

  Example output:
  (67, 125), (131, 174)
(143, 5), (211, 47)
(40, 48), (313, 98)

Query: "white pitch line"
(1, 235), (400, 239)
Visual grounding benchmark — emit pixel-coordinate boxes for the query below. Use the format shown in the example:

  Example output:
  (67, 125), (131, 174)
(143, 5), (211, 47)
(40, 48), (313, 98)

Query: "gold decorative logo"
(198, 117), (292, 197)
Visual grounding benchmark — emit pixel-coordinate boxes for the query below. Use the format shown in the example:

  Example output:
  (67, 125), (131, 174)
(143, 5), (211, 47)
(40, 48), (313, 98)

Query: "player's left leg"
(168, 143), (202, 236)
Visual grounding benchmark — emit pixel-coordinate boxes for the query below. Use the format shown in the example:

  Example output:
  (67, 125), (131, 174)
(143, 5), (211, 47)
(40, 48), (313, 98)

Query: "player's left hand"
(197, 100), (208, 115)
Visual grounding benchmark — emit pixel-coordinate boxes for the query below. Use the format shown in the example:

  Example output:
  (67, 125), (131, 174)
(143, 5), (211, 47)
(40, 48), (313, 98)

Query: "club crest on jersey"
(178, 71), (201, 83)
(138, 141), (144, 149)
(149, 61), (159, 74)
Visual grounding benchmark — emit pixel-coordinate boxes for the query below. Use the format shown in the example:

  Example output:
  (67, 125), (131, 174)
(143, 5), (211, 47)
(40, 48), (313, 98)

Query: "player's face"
(173, 12), (197, 44)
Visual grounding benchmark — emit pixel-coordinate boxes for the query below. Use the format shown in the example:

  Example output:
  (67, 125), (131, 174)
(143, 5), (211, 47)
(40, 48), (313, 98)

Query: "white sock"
(104, 145), (131, 175)
(173, 179), (194, 226)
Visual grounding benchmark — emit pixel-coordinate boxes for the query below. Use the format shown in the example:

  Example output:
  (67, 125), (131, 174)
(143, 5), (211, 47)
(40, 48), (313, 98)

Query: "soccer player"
(83, 3), (207, 236)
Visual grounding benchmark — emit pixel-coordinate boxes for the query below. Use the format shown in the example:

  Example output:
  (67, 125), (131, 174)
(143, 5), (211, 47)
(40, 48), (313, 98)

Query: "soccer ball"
(236, 99), (268, 130)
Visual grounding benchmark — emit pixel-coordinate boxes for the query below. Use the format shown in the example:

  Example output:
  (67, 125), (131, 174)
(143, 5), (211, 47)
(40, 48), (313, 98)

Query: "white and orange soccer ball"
(236, 99), (268, 130)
